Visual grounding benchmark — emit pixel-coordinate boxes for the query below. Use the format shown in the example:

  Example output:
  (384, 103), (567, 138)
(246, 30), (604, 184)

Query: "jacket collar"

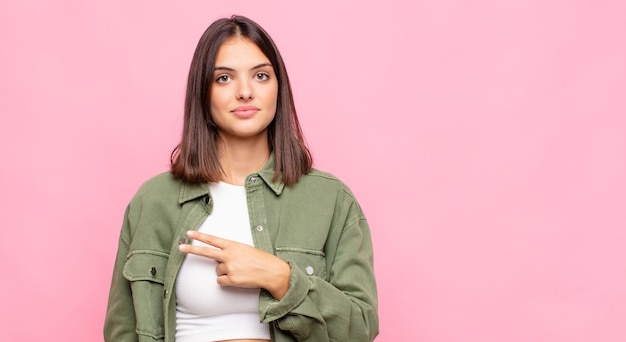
(257, 154), (286, 195)
(177, 154), (285, 204)
(178, 181), (209, 204)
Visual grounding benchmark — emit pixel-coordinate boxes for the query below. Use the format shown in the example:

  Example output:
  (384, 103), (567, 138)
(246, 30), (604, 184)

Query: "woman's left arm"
(260, 213), (379, 341)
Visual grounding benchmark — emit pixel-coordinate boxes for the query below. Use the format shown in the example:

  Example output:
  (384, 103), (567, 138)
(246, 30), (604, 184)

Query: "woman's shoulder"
(131, 171), (210, 204)
(136, 171), (180, 192)
(294, 168), (367, 221)
(298, 168), (358, 199)
(301, 168), (342, 185)
(129, 171), (183, 204)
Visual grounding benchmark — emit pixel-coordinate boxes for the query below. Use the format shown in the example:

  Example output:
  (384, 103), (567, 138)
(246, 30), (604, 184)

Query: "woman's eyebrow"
(214, 63), (273, 72)
(250, 63), (272, 70)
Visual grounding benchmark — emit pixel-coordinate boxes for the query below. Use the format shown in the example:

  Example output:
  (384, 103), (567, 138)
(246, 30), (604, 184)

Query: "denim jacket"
(104, 158), (379, 341)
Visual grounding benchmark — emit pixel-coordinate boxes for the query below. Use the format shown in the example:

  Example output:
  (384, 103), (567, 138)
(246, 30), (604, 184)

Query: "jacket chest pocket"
(123, 250), (169, 340)
(275, 247), (328, 280)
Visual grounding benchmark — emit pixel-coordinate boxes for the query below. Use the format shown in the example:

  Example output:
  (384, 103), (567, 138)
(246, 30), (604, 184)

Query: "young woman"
(104, 15), (378, 342)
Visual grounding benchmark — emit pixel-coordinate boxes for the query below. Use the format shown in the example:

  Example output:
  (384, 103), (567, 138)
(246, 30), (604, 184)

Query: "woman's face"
(210, 37), (278, 143)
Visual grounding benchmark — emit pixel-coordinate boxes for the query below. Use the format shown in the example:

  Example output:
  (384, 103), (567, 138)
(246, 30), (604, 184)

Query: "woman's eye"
(216, 75), (231, 83)
(255, 72), (270, 81)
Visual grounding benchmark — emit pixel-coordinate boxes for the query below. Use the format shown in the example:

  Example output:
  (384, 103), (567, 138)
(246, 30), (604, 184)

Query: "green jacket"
(104, 159), (379, 341)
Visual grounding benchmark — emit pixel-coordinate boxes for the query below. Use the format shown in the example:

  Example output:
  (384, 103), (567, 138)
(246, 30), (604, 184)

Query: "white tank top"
(175, 182), (270, 341)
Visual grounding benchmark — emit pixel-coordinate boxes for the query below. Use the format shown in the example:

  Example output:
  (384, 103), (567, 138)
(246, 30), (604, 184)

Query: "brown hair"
(170, 15), (312, 185)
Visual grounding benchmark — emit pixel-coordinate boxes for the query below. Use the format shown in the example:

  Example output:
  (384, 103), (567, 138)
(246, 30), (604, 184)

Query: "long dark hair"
(170, 15), (312, 185)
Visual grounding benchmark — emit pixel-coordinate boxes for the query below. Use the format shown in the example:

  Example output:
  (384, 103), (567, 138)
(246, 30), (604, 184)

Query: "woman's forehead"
(214, 37), (271, 69)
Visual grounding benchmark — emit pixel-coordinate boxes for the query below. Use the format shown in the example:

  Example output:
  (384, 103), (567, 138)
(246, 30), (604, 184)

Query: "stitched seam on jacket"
(275, 247), (326, 256)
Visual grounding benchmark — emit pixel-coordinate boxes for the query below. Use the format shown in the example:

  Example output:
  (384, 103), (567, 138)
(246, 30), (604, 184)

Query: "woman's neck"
(217, 136), (270, 186)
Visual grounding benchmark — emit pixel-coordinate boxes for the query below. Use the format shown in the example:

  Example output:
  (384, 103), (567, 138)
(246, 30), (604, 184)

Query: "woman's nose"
(237, 80), (253, 100)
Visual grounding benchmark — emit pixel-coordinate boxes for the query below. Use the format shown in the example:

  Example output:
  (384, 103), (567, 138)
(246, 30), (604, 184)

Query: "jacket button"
(163, 289), (168, 299)
(256, 225), (263, 231)
(306, 266), (314, 275)
(250, 176), (258, 183)
(151, 267), (157, 276)
(179, 237), (187, 245)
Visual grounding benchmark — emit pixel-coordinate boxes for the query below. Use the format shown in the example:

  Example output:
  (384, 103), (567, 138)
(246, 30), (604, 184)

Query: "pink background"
(1, 1), (625, 341)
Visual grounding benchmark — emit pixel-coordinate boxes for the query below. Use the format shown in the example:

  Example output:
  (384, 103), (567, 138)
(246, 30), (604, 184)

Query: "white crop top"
(175, 182), (270, 341)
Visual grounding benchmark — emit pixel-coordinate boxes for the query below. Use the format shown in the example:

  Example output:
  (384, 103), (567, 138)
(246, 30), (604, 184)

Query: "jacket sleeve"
(260, 201), (379, 341)
(103, 205), (138, 342)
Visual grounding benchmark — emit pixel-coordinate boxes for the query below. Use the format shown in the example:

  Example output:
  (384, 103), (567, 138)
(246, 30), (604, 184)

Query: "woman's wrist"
(265, 259), (291, 300)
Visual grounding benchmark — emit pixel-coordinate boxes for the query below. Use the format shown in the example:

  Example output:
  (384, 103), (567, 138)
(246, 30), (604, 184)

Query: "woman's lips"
(231, 106), (259, 118)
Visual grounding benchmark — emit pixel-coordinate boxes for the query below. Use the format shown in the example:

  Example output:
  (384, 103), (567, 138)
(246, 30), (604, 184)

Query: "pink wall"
(1, 1), (625, 340)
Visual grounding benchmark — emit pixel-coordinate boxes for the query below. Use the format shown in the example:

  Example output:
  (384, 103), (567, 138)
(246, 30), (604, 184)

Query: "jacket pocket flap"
(275, 247), (327, 279)
(123, 250), (169, 284)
